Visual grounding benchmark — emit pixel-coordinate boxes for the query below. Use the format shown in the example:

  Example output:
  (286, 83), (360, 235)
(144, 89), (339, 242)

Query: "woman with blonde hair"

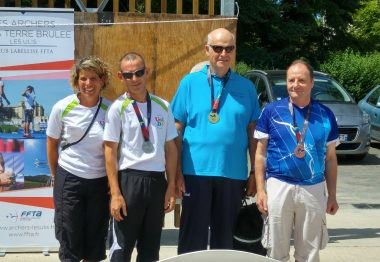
(47, 57), (111, 262)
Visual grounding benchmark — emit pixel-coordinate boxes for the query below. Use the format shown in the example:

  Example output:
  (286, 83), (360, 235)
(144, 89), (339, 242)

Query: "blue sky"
(2, 79), (73, 115)
(23, 138), (49, 176)
(0, 78), (72, 177)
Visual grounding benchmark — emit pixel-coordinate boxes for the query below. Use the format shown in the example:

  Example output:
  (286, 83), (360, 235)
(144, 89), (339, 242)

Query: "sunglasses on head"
(121, 68), (145, 79)
(208, 45), (235, 53)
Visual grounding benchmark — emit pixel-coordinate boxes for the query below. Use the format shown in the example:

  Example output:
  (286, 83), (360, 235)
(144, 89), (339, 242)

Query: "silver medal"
(142, 141), (154, 153)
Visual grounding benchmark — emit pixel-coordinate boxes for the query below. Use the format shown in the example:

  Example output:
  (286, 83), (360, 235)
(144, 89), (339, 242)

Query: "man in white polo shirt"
(104, 52), (178, 262)
(22, 85), (36, 138)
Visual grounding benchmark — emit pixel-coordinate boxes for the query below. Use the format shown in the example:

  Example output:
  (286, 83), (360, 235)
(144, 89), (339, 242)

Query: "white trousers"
(262, 178), (329, 262)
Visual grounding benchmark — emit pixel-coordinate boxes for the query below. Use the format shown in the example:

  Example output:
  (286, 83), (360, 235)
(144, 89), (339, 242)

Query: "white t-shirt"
(23, 92), (35, 110)
(104, 93), (177, 172)
(46, 94), (111, 179)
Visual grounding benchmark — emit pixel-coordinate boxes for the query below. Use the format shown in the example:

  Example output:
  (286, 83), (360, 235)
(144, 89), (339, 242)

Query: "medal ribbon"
(129, 92), (151, 142)
(207, 67), (231, 113)
(288, 98), (311, 146)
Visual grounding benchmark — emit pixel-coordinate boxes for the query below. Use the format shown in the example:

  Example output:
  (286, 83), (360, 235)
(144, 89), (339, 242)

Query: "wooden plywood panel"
(154, 17), (236, 101)
(74, 13), (97, 59)
(93, 15), (157, 100)
(75, 13), (236, 102)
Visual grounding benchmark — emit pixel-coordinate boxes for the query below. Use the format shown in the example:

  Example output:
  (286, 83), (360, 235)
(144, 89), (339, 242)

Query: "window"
(256, 77), (269, 108)
(367, 86), (380, 106)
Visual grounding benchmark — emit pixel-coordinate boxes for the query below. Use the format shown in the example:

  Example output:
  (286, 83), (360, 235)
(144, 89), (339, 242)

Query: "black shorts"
(54, 165), (110, 262)
(24, 109), (33, 123)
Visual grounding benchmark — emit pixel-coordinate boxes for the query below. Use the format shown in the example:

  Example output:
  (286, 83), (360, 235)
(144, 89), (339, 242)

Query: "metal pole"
(221, 0), (235, 16)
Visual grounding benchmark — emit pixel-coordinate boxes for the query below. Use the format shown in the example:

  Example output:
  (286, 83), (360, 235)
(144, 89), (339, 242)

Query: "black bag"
(233, 198), (267, 256)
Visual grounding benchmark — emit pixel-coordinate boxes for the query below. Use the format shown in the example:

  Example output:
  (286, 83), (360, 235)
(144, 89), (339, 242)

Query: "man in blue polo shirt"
(171, 28), (261, 254)
(254, 59), (339, 262)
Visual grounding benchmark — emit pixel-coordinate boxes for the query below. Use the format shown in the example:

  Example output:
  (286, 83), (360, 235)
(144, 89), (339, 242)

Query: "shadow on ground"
(371, 141), (380, 150)
(160, 227), (380, 247)
(161, 229), (179, 246)
(328, 228), (380, 243)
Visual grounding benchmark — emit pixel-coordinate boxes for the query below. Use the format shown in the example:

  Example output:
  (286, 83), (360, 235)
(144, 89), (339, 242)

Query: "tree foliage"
(320, 49), (380, 100)
(236, 0), (360, 69)
(349, 0), (380, 51)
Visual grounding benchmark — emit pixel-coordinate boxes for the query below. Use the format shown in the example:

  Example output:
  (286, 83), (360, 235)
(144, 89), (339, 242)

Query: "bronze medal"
(208, 112), (220, 124)
(294, 144), (306, 158)
(289, 99), (311, 159)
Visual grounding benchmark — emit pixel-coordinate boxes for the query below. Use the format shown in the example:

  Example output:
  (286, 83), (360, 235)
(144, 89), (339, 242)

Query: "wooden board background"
(75, 13), (237, 102)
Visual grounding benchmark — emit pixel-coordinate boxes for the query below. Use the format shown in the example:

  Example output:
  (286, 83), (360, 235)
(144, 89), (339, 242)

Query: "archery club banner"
(0, 8), (74, 252)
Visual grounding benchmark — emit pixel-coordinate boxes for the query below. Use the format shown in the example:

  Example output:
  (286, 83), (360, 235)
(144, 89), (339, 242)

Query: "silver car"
(358, 85), (380, 141)
(246, 70), (371, 160)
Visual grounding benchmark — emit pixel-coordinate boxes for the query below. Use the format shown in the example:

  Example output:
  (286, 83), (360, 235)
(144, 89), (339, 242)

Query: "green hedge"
(236, 61), (254, 76)
(237, 51), (380, 102)
(320, 50), (380, 101)
(0, 125), (18, 133)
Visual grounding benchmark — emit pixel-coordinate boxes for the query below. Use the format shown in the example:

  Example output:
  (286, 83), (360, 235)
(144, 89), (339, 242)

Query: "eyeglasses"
(208, 45), (235, 53)
(121, 68), (145, 79)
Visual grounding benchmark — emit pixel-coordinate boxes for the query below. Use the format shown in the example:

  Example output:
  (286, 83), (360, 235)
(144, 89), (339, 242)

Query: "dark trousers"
(110, 169), (167, 262)
(54, 166), (110, 262)
(178, 175), (245, 254)
(1, 93), (10, 105)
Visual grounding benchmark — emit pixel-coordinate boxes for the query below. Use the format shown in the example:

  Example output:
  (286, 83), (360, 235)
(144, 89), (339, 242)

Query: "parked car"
(358, 84), (380, 141)
(246, 70), (371, 160)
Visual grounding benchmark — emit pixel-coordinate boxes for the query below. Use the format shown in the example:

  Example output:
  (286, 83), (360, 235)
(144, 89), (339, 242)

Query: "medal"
(294, 144), (306, 158)
(142, 140), (154, 153)
(128, 92), (155, 153)
(289, 98), (311, 159)
(207, 67), (230, 124)
(208, 112), (220, 124)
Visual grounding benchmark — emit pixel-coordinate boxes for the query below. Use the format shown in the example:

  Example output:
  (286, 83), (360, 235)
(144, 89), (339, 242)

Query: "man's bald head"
(205, 28), (236, 77)
(207, 28), (235, 45)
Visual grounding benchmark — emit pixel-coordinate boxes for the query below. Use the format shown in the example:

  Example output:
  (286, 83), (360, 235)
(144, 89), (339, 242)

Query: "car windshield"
(269, 76), (354, 103)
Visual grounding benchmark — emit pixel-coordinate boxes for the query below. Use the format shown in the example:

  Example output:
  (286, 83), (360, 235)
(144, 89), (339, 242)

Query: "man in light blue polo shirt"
(171, 28), (261, 254)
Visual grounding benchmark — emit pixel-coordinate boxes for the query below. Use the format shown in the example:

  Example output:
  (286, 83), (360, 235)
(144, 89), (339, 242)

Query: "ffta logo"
(21, 211), (42, 217)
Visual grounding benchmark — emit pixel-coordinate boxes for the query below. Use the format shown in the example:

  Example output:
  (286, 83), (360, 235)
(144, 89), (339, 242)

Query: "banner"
(0, 8), (74, 252)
